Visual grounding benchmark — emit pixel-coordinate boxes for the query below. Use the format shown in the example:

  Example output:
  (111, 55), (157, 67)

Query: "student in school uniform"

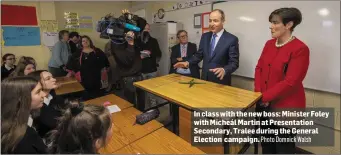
(28, 70), (71, 138)
(1, 77), (48, 154)
(9, 56), (36, 77)
(47, 103), (113, 154)
(1, 53), (16, 80)
(66, 35), (110, 100)
(254, 8), (309, 154)
(170, 30), (200, 79)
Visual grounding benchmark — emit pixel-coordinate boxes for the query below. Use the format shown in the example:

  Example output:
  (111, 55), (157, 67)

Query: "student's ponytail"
(47, 102), (111, 154)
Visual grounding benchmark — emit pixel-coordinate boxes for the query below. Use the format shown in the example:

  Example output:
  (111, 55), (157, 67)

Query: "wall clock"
(157, 8), (165, 19)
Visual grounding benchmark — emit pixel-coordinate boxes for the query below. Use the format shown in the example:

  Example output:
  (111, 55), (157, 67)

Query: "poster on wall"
(42, 32), (58, 51)
(79, 16), (93, 33)
(64, 12), (79, 32)
(40, 20), (58, 32)
(2, 26), (41, 46)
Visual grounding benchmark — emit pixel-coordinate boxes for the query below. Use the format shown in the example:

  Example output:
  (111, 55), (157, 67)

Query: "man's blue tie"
(210, 33), (217, 57)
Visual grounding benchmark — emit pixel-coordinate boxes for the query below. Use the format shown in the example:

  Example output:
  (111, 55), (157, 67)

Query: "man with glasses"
(170, 30), (200, 79)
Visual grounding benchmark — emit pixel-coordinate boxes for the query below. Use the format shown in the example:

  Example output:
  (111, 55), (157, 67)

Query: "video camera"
(96, 12), (146, 44)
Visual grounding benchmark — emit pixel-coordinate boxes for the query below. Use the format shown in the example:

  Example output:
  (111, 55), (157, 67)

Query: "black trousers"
(257, 104), (296, 154)
(122, 75), (145, 111)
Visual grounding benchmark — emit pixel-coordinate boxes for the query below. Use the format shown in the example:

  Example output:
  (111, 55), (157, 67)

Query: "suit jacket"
(170, 42), (200, 79)
(254, 38), (309, 109)
(188, 30), (239, 85)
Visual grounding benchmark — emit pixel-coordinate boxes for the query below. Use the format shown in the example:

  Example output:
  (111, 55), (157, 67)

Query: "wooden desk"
(55, 76), (78, 85)
(54, 82), (84, 95)
(99, 107), (163, 153)
(114, 128), (205, 154)
(134, 74), (262, 154)
(84, 94), (133, 110)
(134, 74), (261, 109)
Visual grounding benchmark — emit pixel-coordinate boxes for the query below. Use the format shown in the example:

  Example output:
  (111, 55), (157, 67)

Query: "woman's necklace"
(276, 36), (295, 48)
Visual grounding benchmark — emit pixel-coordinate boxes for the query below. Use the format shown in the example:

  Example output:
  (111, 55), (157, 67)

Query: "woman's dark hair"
(47, 103), (111, 154)
(269, 7), (302, 32)
(58, 30), (69, 40)
(9, 56), (36, 77)
(80, 35), (95, 49)
(2, 53), (15, 65)
(177, 30), (188, 38)
(1, 76), (39, 153)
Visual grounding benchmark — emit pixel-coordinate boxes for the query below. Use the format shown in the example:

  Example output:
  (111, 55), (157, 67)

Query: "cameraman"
(111, 30), (145, 110)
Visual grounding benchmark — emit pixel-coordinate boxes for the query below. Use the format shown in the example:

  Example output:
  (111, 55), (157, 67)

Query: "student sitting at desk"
(1, 77), (48, 154)
(254, 7), (309, 154)
(1, 53), (16, 80)
(170, 30), (200, 79)
(9, 56), (36, 77)
(28, 70), (72, 138)
(47, 104), (113, 154)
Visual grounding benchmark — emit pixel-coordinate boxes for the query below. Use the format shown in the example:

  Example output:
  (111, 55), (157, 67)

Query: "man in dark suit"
(170, 30), (200, 79)
(174, 9), (239, 85)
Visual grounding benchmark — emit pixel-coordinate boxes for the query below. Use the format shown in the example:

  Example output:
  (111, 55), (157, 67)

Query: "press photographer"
(97, 9), (146, 110)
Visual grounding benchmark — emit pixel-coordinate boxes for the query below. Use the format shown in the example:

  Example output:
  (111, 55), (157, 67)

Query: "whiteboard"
(214, 1), (340, 94)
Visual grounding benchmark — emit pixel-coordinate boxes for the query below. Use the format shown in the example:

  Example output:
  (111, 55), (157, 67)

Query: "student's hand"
(126, 31), (135, 45)
(176, 57), (183, 61)
(174, 61), (189, 69)
(209, 68), (225, 80)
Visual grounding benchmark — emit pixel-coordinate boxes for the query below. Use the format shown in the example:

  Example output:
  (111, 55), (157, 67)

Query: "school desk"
(113, 127), (205, 154)
(134, 74), (262, 154)
(55, 76), (78, 85)
(83, 94), (133, 110)
(99, 107), (163, 154)
(54, 81), (84, 95)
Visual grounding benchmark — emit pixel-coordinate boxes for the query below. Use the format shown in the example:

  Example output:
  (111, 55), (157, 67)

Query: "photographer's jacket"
(111, 43), (142, 77)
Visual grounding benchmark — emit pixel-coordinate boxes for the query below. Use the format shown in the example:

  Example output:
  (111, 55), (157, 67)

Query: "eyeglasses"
(179, 35), (188, 39)
(6, 58), (16, 60)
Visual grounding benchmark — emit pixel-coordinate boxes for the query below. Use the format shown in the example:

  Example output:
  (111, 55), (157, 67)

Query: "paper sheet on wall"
(168, 23), (177, 34)
(79, 16), (93, 33)
(203, 14), (209, 28)
(42, 32), (58, 51)
(195, 16), (201, 26)
(2, 26), (41, 46)
(40, 20), (58, 32)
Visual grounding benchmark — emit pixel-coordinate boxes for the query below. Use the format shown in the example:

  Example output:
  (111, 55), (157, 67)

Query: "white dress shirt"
(211, 28), (225, 50)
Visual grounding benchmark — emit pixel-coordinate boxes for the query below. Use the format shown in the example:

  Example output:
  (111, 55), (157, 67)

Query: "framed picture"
(194, 13), (201, 28)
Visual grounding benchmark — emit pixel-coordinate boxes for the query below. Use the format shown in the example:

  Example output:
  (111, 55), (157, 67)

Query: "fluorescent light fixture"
(238, 16), (255, 22)
(318, 8), (329, 16)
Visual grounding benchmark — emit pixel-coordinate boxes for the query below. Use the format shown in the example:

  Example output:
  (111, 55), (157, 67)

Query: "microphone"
(124, 23), (141, 32)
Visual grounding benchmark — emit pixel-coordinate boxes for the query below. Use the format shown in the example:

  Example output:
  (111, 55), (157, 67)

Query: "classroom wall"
(1, 1), (56, 70)
(54, 1), (131, 49)
(130, 1), (178, 23)
(1, 1), (131, 70)
(137, 1), (340, 154)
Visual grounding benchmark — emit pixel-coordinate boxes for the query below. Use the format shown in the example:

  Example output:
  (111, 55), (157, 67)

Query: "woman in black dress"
(66, 35), (110, 100)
